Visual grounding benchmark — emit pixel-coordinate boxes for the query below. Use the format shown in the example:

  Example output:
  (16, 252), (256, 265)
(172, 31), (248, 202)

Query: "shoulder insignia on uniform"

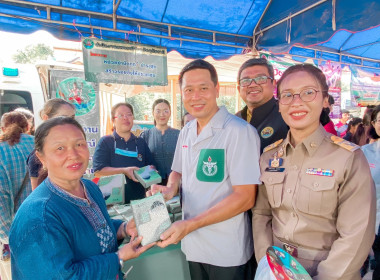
(330, 135), (360, 152)
(263, 139), (284, 153)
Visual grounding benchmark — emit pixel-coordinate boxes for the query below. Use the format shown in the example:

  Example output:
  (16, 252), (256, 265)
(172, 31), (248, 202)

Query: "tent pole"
(113, 0), (121, 30)
(292, 45), (380, 64)
(289, 53), (380, 70)
(254, 0), (329, 36)
(252, 0), (272, 54)
(0, 12), (248, 50)
(170, 78), (178, 129)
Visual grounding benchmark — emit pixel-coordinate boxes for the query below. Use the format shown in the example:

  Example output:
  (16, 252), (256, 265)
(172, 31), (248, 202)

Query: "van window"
(0, 90), (33, 117)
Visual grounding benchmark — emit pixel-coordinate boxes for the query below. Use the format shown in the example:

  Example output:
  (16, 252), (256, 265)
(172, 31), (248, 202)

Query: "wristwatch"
(116, 252), (124, 270)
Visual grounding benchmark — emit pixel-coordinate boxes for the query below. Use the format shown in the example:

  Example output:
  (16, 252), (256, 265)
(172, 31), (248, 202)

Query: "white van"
(0, 65), (45, 126)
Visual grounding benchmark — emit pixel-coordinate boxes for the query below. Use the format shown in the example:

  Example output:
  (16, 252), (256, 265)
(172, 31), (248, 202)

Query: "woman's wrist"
(116, 251), (124, 269)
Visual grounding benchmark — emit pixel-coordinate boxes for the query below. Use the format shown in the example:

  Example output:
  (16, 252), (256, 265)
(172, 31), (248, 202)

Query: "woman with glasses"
(27, 98), (76, 190)
(361, 105), (380, 280)
(93, 103), (155, 203)
(253, 64), (375, 279)
(140, 99), (179, 185)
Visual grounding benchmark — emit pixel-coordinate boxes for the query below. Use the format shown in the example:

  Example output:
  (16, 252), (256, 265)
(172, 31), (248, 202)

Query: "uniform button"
(293, 165), (298, 170)
(287, 189), (292, 193)
(285, 235), (289, 240)
(310, 142), (317, 148)
(268, 177), (273, 183)
(313, 182), (319, 188)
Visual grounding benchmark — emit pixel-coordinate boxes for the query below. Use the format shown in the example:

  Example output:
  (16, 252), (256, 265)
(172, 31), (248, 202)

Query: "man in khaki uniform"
(253, 125), (376, 280)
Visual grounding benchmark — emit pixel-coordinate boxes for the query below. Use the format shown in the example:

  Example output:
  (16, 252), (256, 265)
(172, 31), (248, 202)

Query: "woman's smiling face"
(279, 71), (328, 136)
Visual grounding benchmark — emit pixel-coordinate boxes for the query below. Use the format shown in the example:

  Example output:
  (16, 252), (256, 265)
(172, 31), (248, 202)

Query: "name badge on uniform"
(265, 167), (285, 172)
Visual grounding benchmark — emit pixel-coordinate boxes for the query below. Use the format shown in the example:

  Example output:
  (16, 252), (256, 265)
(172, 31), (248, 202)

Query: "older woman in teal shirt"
(140, 99), (179, 185)
(10, 117), (153, 280)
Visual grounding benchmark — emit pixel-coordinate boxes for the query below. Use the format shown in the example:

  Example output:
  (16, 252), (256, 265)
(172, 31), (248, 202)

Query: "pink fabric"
(324, 121), (337, 136)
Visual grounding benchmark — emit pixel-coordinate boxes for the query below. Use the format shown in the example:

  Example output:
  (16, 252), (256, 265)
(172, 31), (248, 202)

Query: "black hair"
(152, 99), (171, 126)
(347, 117), (363, 133)
(363, 107), (375, 126)
(34, 117), (86, 185)
(319, 108), (331, 126)
(178, 59), (218, 88)
(35, 117), (86, 153)
(369, 105), (380, 139)
(237, 58), (274, 82)
(277, 64), (329, 99)
(111, 102), (134, 119)
(328, 95), (334, 105)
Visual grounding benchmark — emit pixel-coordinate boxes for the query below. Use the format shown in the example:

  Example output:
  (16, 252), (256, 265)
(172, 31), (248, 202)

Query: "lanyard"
(114, 138), (139, 158)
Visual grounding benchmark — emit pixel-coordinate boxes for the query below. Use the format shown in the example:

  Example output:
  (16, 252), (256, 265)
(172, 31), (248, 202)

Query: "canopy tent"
(0, 0), (379, 70)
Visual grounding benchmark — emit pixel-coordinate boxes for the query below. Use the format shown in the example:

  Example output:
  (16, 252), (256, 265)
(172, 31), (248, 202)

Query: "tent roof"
(0, 0), (379, 69)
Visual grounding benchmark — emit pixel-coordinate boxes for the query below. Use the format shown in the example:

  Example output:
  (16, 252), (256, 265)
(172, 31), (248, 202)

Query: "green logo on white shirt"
(196, 149), (224, 182)
(202, 156), (218, 176)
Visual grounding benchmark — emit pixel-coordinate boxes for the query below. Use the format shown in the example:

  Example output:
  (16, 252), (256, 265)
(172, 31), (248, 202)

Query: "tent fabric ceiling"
(0, 0), (379, 68)
(255, 0), (380, 70)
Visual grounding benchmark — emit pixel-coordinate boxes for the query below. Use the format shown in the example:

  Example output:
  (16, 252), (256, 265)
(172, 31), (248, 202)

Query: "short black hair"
(111, 102), (134, 119)
(369, 105), (380, 139)
(346, 117), (363, 133)
(277, 64), (329, 99)
(152, 99), (171, 125)
(237, 58), (274, 82)
(178, 59), (218, 88)
(328, 95), (334, 105)
(35, 117), (86, 153)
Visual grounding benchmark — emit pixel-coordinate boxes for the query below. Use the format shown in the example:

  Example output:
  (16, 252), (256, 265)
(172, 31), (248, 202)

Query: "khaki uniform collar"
(283, 124), (327, 157)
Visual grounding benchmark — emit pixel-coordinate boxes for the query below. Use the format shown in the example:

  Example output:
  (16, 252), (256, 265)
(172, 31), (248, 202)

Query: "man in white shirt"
(148, 59), (261, 280)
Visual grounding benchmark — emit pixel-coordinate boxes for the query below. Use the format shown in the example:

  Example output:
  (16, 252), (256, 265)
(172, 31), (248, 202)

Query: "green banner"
(260, 53), (294, 80)
(82, 38), (168, 86)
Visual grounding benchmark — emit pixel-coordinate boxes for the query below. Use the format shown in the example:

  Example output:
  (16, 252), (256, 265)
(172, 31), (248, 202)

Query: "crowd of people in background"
(0, 58), (379, 280)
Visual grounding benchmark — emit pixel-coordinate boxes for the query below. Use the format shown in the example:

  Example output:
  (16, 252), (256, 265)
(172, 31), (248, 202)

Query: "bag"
(254, 256), (276, 280)
(0, 259), (11, 280)
(0, 244), (11, 280)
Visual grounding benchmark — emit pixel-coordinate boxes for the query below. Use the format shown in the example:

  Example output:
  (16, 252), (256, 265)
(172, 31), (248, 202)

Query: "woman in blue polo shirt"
(93, 102), (155, 204)
(140, 99), (179, 185)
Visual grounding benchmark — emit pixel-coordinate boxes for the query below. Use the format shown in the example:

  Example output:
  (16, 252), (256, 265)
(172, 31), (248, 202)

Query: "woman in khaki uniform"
(252, 64), (376, 280)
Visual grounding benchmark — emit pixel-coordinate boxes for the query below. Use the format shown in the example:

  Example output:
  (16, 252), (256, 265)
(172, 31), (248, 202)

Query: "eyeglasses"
(279, 88), (320, 105)
(239, 76), (273, 87)
(374, 119), (380, 124)
(114, 113), (133, 119)
(154, 109), (170, 115)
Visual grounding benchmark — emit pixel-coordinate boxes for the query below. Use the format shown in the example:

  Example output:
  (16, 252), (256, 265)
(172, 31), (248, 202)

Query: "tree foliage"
(13, 44), (54, 64)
